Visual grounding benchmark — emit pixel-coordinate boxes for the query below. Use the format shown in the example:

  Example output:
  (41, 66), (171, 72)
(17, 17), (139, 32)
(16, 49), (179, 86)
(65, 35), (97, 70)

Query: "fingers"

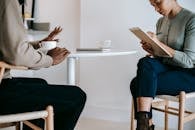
(58, 48), (69, 54)
(60, 48), (70, 57)
(63, 51), (70, 58)
(49, 47), (70, 65)
(50, 47), (70, 56)
(147, 31), (154, 35)
(51, 26), (62, 35)
(48, 26), (63, 40)
(55, 26), (63, 33)
(142, 43), (152, 50)
(142, 43), (154, 55)
(147, 31), (157, 39)
(52, 39), (59, 42)
(140, 40), (147, 45)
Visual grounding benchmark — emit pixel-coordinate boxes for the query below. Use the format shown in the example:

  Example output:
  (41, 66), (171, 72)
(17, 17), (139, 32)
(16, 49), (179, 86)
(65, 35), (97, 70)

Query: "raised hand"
(41, 26), (63, 42)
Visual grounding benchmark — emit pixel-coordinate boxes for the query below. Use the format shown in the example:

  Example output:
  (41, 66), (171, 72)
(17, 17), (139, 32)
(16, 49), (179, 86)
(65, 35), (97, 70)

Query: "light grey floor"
(75, 118), (130, 130)
(1, 118), (173, 130)
(0, 127), (14, 130)
(75, 118), (172, 130)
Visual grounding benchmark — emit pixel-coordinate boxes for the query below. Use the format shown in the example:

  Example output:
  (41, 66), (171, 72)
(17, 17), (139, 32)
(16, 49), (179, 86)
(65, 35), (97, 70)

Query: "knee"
(32, 78), (48, 85)
(79, 88), (87, 104)
(137, 57), (152, 69)
(74, 86), (87, 105)
(130, 77), (137, 97)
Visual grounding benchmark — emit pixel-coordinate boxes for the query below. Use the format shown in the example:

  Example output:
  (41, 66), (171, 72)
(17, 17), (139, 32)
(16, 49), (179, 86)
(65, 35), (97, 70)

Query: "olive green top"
(156, 8), (195, 68)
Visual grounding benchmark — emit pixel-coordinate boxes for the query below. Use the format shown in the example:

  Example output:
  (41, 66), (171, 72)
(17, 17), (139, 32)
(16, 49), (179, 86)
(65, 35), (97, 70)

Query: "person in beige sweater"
(0, 0), (86, 130)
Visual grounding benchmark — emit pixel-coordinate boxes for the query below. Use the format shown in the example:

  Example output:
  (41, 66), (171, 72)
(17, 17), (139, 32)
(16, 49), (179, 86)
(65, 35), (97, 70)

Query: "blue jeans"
(130, 57), (195, 119)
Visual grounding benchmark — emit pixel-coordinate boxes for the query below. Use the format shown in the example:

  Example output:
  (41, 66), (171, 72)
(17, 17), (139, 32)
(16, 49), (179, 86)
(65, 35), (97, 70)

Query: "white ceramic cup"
(96, 40), (112, 49)
(40, 41), (57, 51)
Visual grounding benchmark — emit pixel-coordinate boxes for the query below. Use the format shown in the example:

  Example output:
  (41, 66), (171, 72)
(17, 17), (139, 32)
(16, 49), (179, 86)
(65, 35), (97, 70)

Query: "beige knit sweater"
(0, 0), (53, 78)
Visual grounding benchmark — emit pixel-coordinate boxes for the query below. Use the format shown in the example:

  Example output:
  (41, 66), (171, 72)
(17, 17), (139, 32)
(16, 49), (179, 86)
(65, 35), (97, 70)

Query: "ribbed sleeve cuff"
(173, 50), (182, 62)
(45, 55), (53, 67)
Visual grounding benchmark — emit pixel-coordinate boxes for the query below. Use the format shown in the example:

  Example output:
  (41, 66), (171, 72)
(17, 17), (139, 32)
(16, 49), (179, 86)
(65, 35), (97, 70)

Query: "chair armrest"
(0, 61), (28, 70)
(0, 61), (28, 82)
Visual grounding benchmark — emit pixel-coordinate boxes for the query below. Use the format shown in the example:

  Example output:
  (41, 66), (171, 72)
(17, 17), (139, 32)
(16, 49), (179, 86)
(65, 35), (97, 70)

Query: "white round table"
(67, 50), (137, 85)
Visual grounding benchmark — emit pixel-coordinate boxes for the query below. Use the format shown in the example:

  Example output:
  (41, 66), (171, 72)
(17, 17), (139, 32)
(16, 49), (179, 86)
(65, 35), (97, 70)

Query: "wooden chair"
(0, 61), (54, 130)
(130, 91), (195, 130)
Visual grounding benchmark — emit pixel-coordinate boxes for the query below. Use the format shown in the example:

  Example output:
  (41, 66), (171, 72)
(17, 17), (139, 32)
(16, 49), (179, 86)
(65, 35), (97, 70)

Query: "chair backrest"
(0, 61), (54, 130)
(0, 61), (28, 82)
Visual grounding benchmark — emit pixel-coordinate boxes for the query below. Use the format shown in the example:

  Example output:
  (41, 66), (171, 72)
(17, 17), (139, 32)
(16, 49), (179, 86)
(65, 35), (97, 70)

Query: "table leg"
(67, 57), (76, 85)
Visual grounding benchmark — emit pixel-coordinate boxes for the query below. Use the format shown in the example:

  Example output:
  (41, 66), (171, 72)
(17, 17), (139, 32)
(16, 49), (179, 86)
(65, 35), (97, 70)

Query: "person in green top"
(130, 0), (195, 130)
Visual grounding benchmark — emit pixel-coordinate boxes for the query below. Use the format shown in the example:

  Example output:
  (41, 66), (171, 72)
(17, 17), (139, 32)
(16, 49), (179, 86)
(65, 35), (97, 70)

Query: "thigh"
(137, 57), (173, 74)
(157, 69), (195, 96)
(0, 78), (85, 115)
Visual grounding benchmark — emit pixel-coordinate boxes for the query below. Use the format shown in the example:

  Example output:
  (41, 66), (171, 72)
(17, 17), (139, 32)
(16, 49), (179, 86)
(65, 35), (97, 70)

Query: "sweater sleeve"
(172, 16), (195, 68)
(161, 16), (195, 68)
(29, 41), (41, 49)
(1, 0), (53, 69)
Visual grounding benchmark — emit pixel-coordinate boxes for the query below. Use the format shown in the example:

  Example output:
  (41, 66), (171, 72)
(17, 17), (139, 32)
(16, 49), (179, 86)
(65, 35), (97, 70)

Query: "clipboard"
(129, 27), (171, 57)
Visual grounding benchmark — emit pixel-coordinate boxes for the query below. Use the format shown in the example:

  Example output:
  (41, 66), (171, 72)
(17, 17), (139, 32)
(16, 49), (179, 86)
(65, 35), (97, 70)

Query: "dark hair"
(18, 0), (24, 5)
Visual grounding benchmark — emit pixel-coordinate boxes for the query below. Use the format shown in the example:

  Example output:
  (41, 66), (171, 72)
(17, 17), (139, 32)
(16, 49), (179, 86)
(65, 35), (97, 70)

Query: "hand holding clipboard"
(129, 27), (172, 57)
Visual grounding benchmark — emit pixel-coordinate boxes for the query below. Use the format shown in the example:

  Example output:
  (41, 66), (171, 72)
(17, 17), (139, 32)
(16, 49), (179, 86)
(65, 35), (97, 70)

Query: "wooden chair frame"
(0, 61), (54, 130)
(0, 106), (54, 130)
(130, 91), (195, 130)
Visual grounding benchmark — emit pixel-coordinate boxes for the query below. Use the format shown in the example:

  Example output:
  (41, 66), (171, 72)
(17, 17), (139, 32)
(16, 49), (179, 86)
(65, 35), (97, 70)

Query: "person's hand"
(140, 31), (160, 56)
(47, 47), (70, 65)
(147, 31), (159, 43)
(146, 31), (175, 57)
(41, 26), (63, 42)
(140, 40), (154, 56)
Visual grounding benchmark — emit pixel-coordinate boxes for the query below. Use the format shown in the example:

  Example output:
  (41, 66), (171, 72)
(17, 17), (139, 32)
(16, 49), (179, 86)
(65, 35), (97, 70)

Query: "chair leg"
(178, 91), (185, 130)
(15, 122), (20, 130)
(46, 106), (54, 130)
(131, 101), (135, 130)
(164, 100), (168, 130)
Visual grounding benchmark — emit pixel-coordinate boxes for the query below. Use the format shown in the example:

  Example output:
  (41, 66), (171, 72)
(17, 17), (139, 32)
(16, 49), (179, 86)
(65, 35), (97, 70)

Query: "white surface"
(96, 40), (112, 49)
(67, 50), (136, 85)
(69, 50), (137, 58)
(40, 41), (57, 51)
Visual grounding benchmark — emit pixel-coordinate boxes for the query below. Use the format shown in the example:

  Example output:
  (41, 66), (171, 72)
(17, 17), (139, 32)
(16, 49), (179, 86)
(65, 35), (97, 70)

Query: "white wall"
(32, 0), (195, 129)
(79, 0), (143, 122)
(79, 0), (154, 123)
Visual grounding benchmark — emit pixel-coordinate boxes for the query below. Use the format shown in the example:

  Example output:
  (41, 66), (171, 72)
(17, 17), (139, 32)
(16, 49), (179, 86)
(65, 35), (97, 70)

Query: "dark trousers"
(130, 57), (195, 119)
(0, 78), (86, 130)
